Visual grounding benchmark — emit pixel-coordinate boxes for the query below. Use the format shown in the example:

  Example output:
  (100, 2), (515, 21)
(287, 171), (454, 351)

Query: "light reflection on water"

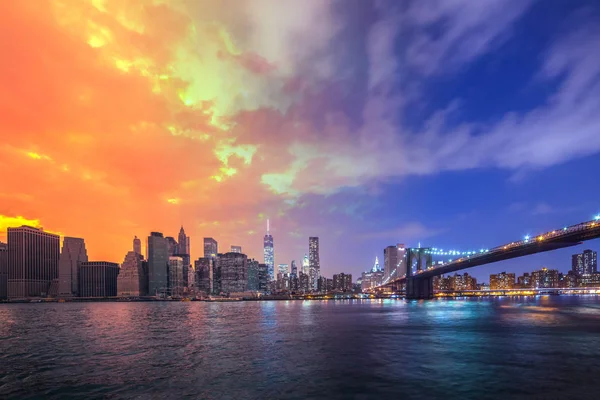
(2, 297), (600, 400)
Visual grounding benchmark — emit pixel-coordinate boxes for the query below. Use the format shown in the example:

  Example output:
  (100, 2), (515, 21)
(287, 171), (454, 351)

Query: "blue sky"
(305, 0), (600, 281)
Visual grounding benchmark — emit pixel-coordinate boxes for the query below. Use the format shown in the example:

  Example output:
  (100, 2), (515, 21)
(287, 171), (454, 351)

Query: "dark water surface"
(2, 297), (600, 400)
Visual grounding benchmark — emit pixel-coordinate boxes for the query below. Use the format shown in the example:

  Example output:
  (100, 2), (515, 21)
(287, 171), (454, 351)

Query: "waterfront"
(2, 297), (600, 399)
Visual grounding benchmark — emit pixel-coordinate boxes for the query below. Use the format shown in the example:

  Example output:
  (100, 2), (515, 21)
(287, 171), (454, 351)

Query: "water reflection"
(2, 297), (600, 399)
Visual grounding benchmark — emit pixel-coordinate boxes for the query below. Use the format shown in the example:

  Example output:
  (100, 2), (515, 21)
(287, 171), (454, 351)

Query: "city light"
(524, 235), (530, 241)
(595, 215), (600, 221)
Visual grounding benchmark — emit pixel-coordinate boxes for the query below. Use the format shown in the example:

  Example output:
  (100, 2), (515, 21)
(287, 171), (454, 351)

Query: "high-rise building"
(217, 252), (248, 294)
(166, 236), (178, 256)
(7, 226), (60, 299)
(177, 226), (190, 255)
(133, 236), (142, 255)
(0, 242), (7, 300)
(258, 263), (269, 293)
(309, 237), (320, 290)
(79, 262), (119, 297)
(264, 220), (274, 280)
(383, 245), (398, 281)
(231, 245), (242, 254)
(572, 250), (597, 276)
(302, 254), (309, 275)
(195, 257), (213, 295)
(291, 260), (297, 275)
(247, 259), (260, 291)
(58, 237), (88, 297)
(489, 272), (515, 290)
(299, 271), (310, 293)
(204, 238), (218, 258)
(278, 263), (289, 275)
(333, 273), (352, 292)
(117, 251), (147, 296)
(147, 232), (169, 296)
(168, 256), (184, 297)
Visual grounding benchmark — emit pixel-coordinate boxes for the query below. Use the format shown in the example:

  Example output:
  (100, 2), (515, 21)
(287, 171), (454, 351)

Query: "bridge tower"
(405, 247), (433, 299)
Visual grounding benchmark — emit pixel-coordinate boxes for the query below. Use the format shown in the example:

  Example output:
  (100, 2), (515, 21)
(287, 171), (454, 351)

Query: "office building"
(204, 237), (218, 258)
(177, 226), (190, 255)
(195, 257), (213, 295)
(291, 260), (297, 275)
(176, 226), (191, 289)
(384, 245), (398, 281)
(117, 251), (147, 296)
(278, 263), (289, 275)
(258, 263), (269, 293)
(489, 272), (515, 290)
(218, 252), (248, 294)
(299, 271), (310, 293)
(58, 237), (88, 297)
(133, 236), (142, 255)
(247, 259), (260, 291)
(79, 261), (119, 297)
(166, 236), (178, 256)
(147, 232), (169, 296)
(231, 245), (242, 254)
(317, 275), (327, 293)
(0, 242), (7, 300)
(302, 254), (309, 275)
(309, 237), (320, 290)
(333, 273), (352, 292)
(168, 256), (184, 297)
(264, 220), (274, 280)
(7, 226), (60, 299)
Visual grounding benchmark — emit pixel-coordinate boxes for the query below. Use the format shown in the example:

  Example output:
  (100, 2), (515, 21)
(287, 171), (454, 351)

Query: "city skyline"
(1, 1), (600, 282)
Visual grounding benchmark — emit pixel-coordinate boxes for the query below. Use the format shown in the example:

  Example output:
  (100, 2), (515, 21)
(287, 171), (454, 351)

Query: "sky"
(1, 0), (599, 282)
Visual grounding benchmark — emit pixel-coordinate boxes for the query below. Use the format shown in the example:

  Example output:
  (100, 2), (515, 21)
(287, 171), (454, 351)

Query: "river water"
(2, 297), (600, 400)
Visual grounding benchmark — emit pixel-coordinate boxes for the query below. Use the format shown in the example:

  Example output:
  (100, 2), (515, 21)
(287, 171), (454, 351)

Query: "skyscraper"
(302, 254), (309, 275)
(133, 236), (142, 255)
(175, 226), (191, 289)
(58, 237), (88, 297)
(195, 257), (213, 295)
(309, 237), (320, 290)
(168, 256), (184, 297)
(264, 220), (274, 280)
(247, 259), (260, 291)
(0, 242), (7, 300)
(147, 232), (169, 296)
(117, 251), (146, 297)
(217, 252), (248, 294)
(291, 260), (297, 275)
(384, 245), (398, 281)
(177, 226), (190, 255)
(79, 262), (119, 297)
(572, 250), (598, 275)
(231, 245), (242, 253)
(204, 237), (218, 258)
(278, 263), (289, 275)
(7, 226), (60, 299)
(166, 236), (178, 256)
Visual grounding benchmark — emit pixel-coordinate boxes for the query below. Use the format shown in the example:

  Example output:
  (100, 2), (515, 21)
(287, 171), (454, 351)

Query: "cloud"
(359, 222), (444, 242)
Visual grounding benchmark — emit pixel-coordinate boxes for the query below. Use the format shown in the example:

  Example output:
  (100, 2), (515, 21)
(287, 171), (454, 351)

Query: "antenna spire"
(267, 218), (270, 234)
